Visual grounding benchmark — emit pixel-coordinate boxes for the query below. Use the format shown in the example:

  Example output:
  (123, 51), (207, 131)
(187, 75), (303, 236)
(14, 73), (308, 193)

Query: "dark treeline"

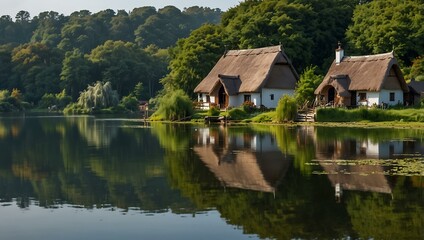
(0, 6), (222, 105)
(1, 0), (424, 111)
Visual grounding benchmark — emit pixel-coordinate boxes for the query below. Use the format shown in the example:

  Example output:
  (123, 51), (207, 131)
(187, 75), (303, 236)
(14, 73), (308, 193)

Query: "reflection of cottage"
(194, 128), (291, 193)
(194, 45), (298, 109)
(314, 137), (423, 195)
(315, 44), (409, 107)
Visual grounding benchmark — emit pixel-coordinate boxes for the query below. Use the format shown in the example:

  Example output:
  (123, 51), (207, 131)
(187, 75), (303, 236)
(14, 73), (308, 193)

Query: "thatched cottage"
(315, 45), (409, 107)
(194, 45), (298, 109)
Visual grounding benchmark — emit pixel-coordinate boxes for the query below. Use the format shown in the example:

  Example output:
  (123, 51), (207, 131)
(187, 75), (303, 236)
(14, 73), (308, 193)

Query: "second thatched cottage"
(315, 44), (409, 107)
(194, 45), (298, 109)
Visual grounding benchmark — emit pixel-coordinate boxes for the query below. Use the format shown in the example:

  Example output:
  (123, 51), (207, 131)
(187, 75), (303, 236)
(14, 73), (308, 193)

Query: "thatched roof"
(315, 52), (409, 94)
(194, 45), (298, 94)
(194, 145), (290, 192)
(409, 78), (424, 95)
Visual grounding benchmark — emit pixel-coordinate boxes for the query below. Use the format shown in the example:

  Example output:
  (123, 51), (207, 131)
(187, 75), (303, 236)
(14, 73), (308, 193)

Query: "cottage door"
(218, 86), (227, 108)
(328, 87), (335, 104)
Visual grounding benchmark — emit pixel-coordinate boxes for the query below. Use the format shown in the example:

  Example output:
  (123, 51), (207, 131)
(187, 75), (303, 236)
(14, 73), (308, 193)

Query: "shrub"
(152, 89), (193, 121)
(227, 108), (249, 120)
(207, 106), (220, 116)
(0, 102), (15, 112)
(121, 95), (139, 112)
(39, 90), (72, 110)
(275, 95), (297, 122)
(242, 101), (255, 113)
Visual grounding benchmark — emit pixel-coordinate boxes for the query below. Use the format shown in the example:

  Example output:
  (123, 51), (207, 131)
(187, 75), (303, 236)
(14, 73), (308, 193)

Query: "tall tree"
(31, 11), (67, 47)
(88, 40), (154, 97)
(162, 24), (225, 96)
(347, 0), (424, 65)
(11, 43), (63, 103)
(60, 49), (93, 101)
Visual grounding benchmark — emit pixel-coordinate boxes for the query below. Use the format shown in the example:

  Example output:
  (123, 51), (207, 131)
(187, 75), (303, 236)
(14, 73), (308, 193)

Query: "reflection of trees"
(346, 177), (424, 240)
(0, 116), (188, 211)
(1, 118), (423, 239)
(252, 125), (315, 175)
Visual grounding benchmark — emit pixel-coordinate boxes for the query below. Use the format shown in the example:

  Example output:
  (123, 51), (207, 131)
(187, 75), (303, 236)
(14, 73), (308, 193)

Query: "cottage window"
(358, 93), (367, 101)
(206, 95), (210, 103)
(244, 95), (251, 102)
(270, 94), (274, 100)
(389, 92), (395, 102)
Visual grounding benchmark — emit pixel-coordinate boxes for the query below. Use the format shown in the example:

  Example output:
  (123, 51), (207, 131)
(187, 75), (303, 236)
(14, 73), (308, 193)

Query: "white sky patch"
(0, 0), (241, 19)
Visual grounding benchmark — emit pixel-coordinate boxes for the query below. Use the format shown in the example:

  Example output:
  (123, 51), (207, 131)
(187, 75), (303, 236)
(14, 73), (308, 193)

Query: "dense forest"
(0, 0), (423, 112)
(0, 6), (221, 111)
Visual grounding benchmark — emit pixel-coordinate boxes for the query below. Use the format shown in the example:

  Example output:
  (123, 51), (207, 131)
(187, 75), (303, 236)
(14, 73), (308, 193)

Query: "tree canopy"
(0, 6), (221, 106)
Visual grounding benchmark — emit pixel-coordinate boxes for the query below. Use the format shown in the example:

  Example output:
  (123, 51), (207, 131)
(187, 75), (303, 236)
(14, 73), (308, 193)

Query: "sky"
(0, 0), (242, 18)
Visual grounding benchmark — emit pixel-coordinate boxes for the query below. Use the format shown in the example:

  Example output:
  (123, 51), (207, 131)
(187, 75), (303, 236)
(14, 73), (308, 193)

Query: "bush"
(0, 102), (16, 112)
(39, 90), (73, 110)
(151, 89), (193, 121)
(121, 95), (139, 111)
(316, 107), (424, 122)
(251, 111), (275, 122)
(227, 108), (249, 120)
(242, 101), (255, 113)
(275, 95), (297, 122)
(207, 106), (220, 116)
(63, 103), (90, 114)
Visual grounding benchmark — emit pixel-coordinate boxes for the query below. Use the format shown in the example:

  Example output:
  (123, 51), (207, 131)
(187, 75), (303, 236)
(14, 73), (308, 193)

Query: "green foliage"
(131, 82), (144, 100)
(39, 90), (72, 109)
(221, 0), (357, 70)
(0, 88), (27, 112)
(11, 42), (62, 103)
(74, 81), (119, 112)
(316, 108), (424, 122)
(251, 111), (275, 123)
(226, 108), (249, 120)
(411, 56), (424, 80)
(275, 95), (297, 122)
(162, 24), (225, 96)
(121, 95), (139, 112)
(242, 101), (255, 113)
(346, 0), (424, 65)
(206, 105), (220, 116)
(0, 6), (219, 105)
(151, 89), (193, 121)
(60, 49), (92, 101)
(134, 6), (221, 48)
(88, 40), (166, 99)
(295, 66), (323, 106)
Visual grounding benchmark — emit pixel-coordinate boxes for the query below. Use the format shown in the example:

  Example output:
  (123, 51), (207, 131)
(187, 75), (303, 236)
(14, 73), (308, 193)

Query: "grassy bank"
(316, 107), (424, 122)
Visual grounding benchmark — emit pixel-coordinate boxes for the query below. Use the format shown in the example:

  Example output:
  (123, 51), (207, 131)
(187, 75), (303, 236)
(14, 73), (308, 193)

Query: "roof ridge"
(226, 45), (282, 55)
(346, 51), (394, 59)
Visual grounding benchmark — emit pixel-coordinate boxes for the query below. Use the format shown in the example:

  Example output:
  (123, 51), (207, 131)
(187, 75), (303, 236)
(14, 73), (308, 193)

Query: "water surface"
(0, 115), (423, 239)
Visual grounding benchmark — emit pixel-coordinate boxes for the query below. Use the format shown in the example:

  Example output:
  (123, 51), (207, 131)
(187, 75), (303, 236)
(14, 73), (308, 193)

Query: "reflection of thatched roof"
(194, 45), (298, 94)
(194, 145), (290, 192)
(315, 52), (408, 94)
(320, 163), (392, 194)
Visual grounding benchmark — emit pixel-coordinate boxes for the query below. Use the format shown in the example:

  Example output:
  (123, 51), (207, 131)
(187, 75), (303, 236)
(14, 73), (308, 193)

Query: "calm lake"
(0, 114), (423, 239)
